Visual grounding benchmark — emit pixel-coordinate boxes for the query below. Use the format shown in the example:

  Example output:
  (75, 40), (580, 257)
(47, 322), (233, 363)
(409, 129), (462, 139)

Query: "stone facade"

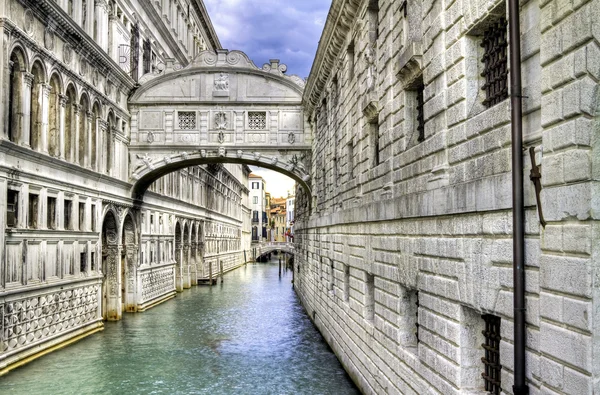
(296, 0), (600, 394)
(0, 0), (251, 373)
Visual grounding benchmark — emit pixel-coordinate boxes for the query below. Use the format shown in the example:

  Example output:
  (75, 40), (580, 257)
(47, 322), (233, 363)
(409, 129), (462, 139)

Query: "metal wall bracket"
(528, 146), (546, 228)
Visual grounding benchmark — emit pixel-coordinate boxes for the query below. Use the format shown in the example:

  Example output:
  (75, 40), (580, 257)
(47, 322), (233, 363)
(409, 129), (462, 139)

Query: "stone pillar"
(124, 246), (138, 312)
(21, 72), (34, 147)
(183, 244), (191, 289)
(190, 242), (198, 286)
(40, 83), (51, 154)
(73, 104), (80, 164)
(104, 245), (122, 321)
(95, 0), (108, 51)
(58, 94), (68, 159)
(175, 244), (183, 292)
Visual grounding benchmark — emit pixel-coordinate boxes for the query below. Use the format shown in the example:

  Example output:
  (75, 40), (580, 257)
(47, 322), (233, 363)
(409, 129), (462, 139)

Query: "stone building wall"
(0, 0), (249, 374)
(296, 0), (599, 394)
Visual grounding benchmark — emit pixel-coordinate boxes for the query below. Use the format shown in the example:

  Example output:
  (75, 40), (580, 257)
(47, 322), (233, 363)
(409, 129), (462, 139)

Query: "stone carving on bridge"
(288, 133), (296, 144)
(213, 73), (229, 96)
(136, 153), (155, 171)
(215, 111), (228, 130)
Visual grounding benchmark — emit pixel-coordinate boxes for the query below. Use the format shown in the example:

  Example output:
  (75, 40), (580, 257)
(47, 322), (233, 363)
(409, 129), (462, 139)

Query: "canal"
(0, 256), (359, 395)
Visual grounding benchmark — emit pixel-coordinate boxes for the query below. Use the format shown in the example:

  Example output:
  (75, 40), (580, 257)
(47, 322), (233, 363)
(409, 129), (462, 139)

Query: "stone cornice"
(22, 0), (135, 92)
(136, 0), (189, 66)
(189, 0), (221, 50)
(302, 0), (362, 115)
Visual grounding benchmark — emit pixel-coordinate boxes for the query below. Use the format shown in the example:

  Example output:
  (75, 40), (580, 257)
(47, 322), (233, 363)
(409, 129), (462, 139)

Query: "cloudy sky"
(203, 0), (331, 78)
(204, 0), (330, 196)
(249, 166), (296, 198)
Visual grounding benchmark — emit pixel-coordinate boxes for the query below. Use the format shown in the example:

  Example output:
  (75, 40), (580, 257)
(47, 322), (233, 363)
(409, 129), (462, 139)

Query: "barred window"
(248, 112), (267, 130)
(481, 314), (502, 394)
(178, 111), (196, 130)
(416, 78), (425, 142)
(481, 19), (508, 108)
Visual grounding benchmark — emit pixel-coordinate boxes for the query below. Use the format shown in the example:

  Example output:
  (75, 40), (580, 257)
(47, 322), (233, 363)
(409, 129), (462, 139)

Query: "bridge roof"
(130, 50), (306, 104)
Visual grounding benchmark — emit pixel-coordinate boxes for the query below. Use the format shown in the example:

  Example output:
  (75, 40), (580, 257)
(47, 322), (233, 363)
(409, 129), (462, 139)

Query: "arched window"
(64, 84), (77, 162)
(91, 102), (100, 171)
(7, 49), (27, 143)
(78, 95), (89, 167)
(30, 61), (45, 150)
(48, 74), (61, 157)
(106, 111), (114, 174)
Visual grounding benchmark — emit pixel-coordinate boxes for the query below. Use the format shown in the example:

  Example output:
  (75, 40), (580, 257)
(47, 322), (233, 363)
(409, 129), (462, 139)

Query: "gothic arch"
(91, 100), (101, 170)
(48, 73), (62, 157)
(78, 92), (90, 167)
(64, 83), (77, 162)
(105, 109), (115, 174)
(29, 60), (46, 151)
(6, 46), (28, 143)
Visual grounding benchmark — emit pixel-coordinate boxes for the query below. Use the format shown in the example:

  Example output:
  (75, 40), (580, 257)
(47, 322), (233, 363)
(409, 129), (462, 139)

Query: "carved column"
(124, 245), (138, 312)
(190, 242), (198, 286)
(73, 104), (81, 164)
(108, 9), (117, 59)
(175, 244), (183, 292)
(40, 83), (51, 154)
(103, 245), (121, 321)
(95, 0), (109, 51)
(58, 94), (68, 159)
(183, 243), (191, 289)
(21, 72), (34, 147)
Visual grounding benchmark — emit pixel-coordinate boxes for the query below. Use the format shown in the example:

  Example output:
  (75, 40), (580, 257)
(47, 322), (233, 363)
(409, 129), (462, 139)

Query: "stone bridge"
(255, 242), (295, 258)
(128, 50), (313, 200)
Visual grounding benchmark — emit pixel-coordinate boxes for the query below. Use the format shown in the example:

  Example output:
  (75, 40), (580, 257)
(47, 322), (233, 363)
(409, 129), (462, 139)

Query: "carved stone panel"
(280, 111), (303, 131)
(140, 111), (164, 130)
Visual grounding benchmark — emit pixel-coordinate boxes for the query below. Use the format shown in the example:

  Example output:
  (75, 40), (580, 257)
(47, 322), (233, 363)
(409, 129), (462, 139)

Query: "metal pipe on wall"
(508, 0), (529, 393)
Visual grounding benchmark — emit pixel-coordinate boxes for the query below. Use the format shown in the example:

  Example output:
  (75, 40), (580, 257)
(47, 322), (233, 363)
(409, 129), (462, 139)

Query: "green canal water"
(0, 258), (360, 395)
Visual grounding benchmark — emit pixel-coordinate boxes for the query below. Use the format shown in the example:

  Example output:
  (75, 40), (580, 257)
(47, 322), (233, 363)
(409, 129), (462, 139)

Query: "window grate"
(481, 314), (502, 394)
(130, 23), (140, 81)
(480, 19), (508, 108)
(143, 38), (152, 74)
(178, 111), (196, 130)
(416, 80), (425, 142)
(248, 112), (266, 130)
(415, 291), (420, 343)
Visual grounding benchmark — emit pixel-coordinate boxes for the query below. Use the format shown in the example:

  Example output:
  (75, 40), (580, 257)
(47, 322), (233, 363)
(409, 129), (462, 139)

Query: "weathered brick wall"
(296, 0), (599, 393)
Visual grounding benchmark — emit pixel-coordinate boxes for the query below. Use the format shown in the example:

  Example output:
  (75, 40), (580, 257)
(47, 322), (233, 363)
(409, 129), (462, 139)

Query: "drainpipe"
(508, 0), (528, 393)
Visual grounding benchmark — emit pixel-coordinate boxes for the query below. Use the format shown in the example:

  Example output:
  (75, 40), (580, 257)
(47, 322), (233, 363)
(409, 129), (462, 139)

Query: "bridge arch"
(128, 49), (312, 202)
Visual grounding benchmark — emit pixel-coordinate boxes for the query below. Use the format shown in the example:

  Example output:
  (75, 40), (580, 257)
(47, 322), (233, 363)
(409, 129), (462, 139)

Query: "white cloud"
(203, 0), (331, 77)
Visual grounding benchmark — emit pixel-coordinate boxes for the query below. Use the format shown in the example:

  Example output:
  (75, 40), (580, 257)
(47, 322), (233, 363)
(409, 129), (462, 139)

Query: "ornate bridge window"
(248, 112), (267, 130)
(178, 111), (197, 130)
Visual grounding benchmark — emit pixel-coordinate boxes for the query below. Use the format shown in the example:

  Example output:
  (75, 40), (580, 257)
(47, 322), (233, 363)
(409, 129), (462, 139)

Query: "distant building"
(286, 191), (295, 242)
(269, 197), (287, 242)
(248, 174), (267, 242)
